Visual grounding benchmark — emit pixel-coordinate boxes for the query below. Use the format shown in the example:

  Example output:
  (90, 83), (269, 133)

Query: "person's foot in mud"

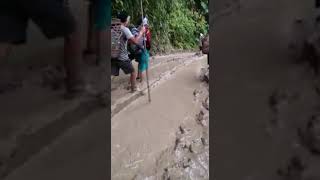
(131, 85), (139, 93)
(125, 80), (145, 94)
(130, 85), (145, 95)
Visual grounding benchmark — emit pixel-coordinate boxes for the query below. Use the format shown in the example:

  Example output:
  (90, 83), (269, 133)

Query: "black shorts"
(0, 0), (76, 44)
(111, 59), (135, 76)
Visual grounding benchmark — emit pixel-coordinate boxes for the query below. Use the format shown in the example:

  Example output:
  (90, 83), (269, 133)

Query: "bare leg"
(137, 70), (143, 82)
(64, 29), (84, 93)
(130, 72), (137, 91)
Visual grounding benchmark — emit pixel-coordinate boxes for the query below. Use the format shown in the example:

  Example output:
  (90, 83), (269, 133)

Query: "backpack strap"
(111, 19), (123, 58)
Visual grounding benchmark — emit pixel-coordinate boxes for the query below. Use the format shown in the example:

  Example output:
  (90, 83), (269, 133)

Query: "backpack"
(129, 27), (145, 56)
(111, 18), (123, 59)
(145, 27), (151, 50)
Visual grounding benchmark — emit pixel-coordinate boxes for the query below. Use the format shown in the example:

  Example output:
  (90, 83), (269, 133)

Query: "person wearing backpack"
(111, 11), (145, 92)
(134, 17), (151, 84)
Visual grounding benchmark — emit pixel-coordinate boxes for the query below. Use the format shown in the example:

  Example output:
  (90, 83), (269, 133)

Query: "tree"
(112, 0), (208, 53)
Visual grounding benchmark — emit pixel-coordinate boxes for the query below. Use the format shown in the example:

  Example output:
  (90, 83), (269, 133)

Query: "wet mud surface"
(0, 62), (108, 178)
(139, 68), (209, 180)
(112, 64), (209, 180)
(111, 53), (203, 117)
(268, 70), (320, 180)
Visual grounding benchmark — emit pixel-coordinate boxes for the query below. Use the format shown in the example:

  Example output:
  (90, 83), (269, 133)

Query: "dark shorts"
(111, 59), (135, 76)
(0, 0), (76, 44)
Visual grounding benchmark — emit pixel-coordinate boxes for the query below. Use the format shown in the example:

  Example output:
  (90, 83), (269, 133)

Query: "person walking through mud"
(0, 0), (85, 98)
(111, 11), (146, 92)
(131, 17), (151, 85)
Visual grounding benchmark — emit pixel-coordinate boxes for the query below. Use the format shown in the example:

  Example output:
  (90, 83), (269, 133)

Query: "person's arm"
(123, 27), (144, 50)
(128, 27), (145, 45)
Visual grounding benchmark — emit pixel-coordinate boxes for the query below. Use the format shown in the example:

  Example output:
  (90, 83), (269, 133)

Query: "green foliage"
(112, 0), (208, 54)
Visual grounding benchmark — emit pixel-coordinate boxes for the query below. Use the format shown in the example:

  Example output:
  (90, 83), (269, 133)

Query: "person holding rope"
(130, 17), (151, 86)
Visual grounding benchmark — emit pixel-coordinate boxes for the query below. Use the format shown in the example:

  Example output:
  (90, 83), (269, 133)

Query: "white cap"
(143, 17), (148, 26)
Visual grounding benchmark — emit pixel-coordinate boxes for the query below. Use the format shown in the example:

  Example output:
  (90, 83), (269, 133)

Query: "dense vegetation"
(112, 0), (209, 54)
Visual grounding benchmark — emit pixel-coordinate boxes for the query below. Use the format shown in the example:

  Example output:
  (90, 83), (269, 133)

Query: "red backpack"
(145, 27), (151, 50)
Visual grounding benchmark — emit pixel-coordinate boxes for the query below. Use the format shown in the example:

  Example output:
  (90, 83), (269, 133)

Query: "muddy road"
(111, 57), (208, 179)
(2, 54), (208, 180)
(213, 0), (320, 179)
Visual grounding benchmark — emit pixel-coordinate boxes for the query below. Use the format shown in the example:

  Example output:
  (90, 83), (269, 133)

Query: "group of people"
(0, 0), (109, 98)
(111, 11), (151, 93)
